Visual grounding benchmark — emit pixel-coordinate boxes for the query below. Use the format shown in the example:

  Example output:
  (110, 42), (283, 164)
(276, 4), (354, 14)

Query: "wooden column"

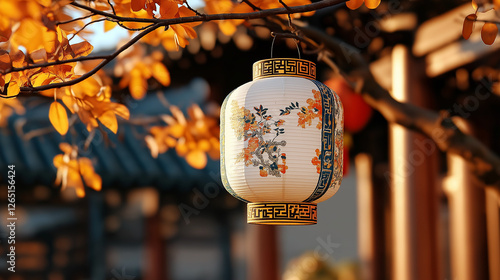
(247, 225), (279, 280)
(443, 121), (487, 280)
(356, 154), (384, 280)
(389, 45), (440, 280)
(486, 188), (500, 280)
(144, 211), (167, 280)
(389, 45), (418, 280)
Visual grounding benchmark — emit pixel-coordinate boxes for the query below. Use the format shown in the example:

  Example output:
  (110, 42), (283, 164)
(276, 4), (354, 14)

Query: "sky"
(86, 0), (205, 51)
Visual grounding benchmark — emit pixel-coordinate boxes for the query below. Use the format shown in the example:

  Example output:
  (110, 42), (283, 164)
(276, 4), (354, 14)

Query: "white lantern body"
(220, 58), (344, 225)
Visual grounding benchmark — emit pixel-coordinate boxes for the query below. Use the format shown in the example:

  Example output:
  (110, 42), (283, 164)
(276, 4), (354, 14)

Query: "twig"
(56, 13), (95, 25)
(68, 18), (107, 41)
(242, 0), (262, 11)
(185, 1), (204, 17)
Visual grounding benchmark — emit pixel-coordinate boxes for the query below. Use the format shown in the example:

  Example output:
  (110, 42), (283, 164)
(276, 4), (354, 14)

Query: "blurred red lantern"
(324, 76), (372, 133)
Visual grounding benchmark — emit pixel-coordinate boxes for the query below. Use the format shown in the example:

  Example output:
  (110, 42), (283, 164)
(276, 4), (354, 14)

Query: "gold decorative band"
(253, 58), (316, 81)
(247, 202), (317, 225)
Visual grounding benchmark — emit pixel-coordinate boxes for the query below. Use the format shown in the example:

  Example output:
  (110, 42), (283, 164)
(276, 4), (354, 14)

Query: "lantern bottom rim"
(247, 202), (317, 225)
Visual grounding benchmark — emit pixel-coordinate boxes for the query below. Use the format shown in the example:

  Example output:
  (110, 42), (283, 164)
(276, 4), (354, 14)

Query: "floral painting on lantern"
(230, 88), (325, 178)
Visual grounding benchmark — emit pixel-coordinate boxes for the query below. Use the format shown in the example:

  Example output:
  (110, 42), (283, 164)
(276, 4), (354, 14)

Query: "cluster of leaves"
(114, 46), (170, 99)
(53, 143), (102, 198)
(205, 0), (316, 36)
(0, 98), (24, 126)
(462, 0), (500, 45)
(145, 104), (220, 169)
(345, 0), (380, 10)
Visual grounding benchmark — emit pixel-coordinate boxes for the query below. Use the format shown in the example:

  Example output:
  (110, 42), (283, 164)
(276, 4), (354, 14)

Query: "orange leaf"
(49, 101), (69, 135)
(0, 51), (11, 72)
(59, 143), (73, 154)
(129, 68), (147, 99)
(112, 103), (130, 120)
(346, 0), (363, 10)
(365, 0), (381, 9)
(151, 62), (171, 86)
(98, 110), (118, 133)
(131, 0), (146, 12)
(185, 149), (207, 169)
(159, 0), (179, 19)
(71, 41), (93, 58)
(104, 21), (117, 32)
(79, 158), (102, 191)
(481, 22), (498, 45)
(462, 14), (477, 40)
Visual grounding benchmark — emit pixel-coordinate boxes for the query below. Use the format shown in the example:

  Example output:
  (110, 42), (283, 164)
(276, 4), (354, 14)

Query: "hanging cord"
(270, 32), (301, 59)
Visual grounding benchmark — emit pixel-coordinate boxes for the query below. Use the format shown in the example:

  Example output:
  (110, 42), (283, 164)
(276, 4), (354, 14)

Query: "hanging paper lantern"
(220, 58), (344, 225)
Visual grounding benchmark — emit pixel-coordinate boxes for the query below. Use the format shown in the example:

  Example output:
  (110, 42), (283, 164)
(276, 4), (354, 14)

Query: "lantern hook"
(270, 32), (301, 59)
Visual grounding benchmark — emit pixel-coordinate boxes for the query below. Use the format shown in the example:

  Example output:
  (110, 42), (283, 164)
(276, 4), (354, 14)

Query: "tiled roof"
(0, 79), (220, 191)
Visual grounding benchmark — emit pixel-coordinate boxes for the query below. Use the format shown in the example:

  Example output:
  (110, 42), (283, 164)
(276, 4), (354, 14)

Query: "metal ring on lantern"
(270, 32), (301, 59)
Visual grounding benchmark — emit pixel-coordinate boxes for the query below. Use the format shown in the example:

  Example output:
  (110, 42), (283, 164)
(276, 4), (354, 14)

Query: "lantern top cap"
(252, 58), (316, 81)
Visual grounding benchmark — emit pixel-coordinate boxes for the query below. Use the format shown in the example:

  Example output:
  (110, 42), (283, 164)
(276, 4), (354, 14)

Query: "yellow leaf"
(71, 41), (94, 58)
(346, 0), (363, 10)
(104, 21), (117, 32)
(79, 158), (102, 191)
(129, 68), (147, 99)
(481, 22), (498, 45)
(7, 81), (20, 97)
(59, 143), (73, 154)
(185, 149), (207, 169)
(71, 77), (101, 98)
(43, 29), (58, 54)
(462, 14), (477, 40)
(98, 110), (118, 133)
(49, 101), (69, 135)
(365, 0), (380, 9)
(151, 62), (170, 86)
(113, 103), (130, 120)
(219, 21), (238, 36)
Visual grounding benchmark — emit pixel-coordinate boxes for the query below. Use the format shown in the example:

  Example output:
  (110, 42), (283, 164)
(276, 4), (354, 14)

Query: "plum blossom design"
(231, 88), (324, 177)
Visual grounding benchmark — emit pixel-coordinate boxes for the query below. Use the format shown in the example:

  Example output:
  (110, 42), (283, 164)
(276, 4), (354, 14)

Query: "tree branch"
(19, 22), (164, 93)
(299, 25), (500, 190)
(70, 0), (347, 24)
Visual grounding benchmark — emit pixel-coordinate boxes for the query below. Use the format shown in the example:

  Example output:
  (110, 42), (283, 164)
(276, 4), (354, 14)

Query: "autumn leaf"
(0, 51), (11, 72)
(131, 0), (147, 12)
(129, 67), (148, 99)
(186, 149), (207, 169)
(462, 14), (477, 40)
(364, 0), (381, 9)
(481, 22), (498, 45)
(346, 0), (363, 10)
(71, 41), (94, 58)
(79, 158), (102, 191)
(49, 101), (69, 135)
(98, 110), (118, 133)
(151, 62), (171, 86)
